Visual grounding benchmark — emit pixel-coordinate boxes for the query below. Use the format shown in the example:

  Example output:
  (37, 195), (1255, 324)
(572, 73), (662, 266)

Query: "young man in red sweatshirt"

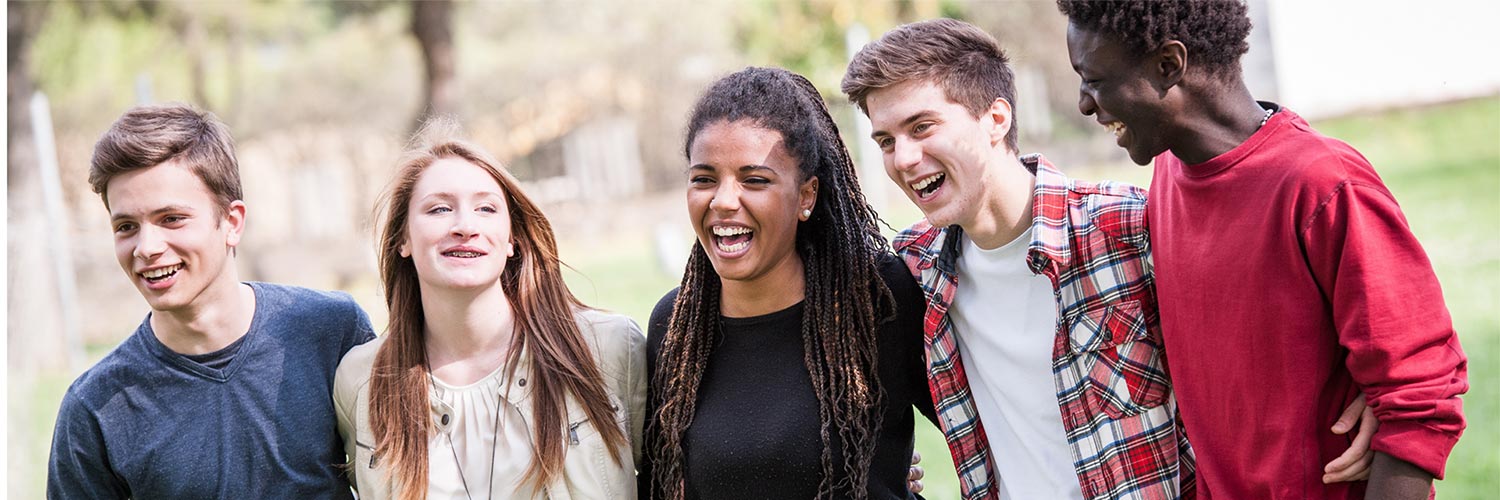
(1057, 2), (1468, 498)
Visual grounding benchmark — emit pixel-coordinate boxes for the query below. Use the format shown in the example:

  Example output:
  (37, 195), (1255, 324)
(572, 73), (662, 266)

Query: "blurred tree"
(411, 0), (456, 133)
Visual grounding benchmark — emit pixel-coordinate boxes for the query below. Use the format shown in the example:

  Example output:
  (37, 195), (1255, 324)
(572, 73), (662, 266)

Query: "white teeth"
(444, 251), (482, 258)
(712, 226), (752, 237)
(142, 265), (181, 279)
(716, 240), (749, 253)
(910, 173), (944, 191)
(1104, 122), (1125, 138)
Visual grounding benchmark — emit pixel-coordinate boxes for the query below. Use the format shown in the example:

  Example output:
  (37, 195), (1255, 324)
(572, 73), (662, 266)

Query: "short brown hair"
(842, 18), (1019, 151)
(89, 103), (242, 212)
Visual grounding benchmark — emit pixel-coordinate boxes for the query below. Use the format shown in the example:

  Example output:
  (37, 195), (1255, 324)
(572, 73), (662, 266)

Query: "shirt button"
(440, 414), (450, 425)
(519, 378), (527, 387)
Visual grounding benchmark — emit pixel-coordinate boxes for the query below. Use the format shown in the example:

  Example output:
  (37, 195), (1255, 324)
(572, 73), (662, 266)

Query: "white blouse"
(428, 365), (541, 499)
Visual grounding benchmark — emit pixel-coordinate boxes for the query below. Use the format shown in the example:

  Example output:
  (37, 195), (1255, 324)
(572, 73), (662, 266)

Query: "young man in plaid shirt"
(842, 19), (1376, 500)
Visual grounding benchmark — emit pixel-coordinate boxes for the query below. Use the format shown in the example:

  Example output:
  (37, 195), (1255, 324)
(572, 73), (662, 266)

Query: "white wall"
(1265, 0), (1500, 118)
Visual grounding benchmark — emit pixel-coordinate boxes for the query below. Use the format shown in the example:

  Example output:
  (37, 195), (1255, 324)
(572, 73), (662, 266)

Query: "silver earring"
(801, 209), (812, 219)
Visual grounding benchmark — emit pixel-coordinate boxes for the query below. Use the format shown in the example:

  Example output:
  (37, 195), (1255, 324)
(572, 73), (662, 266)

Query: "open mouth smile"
(909, 173), (945, 200)
(711, 225), (753, 255)
(139, 264), (182, 284)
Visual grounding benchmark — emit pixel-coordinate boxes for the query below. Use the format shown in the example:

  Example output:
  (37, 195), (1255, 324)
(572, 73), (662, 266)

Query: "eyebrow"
(417, 190), (504, 202)
(110, 204), (195, 223)
(871, 110), (938, 140)
(688, 164), (777, 174)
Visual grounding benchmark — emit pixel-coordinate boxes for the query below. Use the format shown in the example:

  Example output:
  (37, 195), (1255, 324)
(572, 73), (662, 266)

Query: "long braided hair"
(649, 67), (897, 499)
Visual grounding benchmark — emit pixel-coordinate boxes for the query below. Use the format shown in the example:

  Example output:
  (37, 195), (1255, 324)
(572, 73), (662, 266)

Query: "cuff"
(1370, 419), (1462, 479)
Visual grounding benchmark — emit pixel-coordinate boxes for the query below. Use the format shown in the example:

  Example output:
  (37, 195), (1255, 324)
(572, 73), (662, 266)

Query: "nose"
(1078, 87), (1097, 117)
(890, 138), (921, 174)
(450, 209), (479, 238)
(133, 225), (168, 261)
(709, 183), (741, 212)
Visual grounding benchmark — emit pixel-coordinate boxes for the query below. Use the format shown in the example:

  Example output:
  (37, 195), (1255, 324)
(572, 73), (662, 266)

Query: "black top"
(640, 253), (936, 499)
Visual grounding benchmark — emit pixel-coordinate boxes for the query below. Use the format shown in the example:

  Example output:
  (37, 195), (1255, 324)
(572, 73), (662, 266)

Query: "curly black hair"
(1056, 0), (1252, 75)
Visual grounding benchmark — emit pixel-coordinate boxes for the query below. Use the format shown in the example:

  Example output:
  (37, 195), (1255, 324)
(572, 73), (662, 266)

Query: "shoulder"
(648, 288), (680, 334)
(874, 251), (927, 325)
(1067, 177), (1150, 244)
(250, 282), (367, 325)
(333, 334), (384, 403)
(250, 282), (374, 345)
(892, 219), (942, 254)
(576, 308), (646, 363)
(1272, 110), (1386, 190)
(60, 333), (153, 413)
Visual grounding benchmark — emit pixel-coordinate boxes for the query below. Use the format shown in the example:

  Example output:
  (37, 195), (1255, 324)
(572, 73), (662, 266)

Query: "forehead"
(864, 79), (965, 126)
(688, 121), (798, 173)
(105, 159), (218, 216)
(412, 157), (505, 197)
(1066, 23), (1129, 68)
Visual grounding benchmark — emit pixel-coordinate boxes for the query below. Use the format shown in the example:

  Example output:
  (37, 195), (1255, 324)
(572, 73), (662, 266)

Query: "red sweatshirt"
(1148, 107), (1467, 499)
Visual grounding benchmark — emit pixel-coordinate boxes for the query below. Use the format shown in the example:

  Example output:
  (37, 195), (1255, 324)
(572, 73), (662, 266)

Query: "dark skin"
(1065, 22), (1434, 499)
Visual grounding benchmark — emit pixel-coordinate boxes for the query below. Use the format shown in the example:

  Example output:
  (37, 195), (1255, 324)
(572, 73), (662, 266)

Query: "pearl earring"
(801, 209), (812, 219)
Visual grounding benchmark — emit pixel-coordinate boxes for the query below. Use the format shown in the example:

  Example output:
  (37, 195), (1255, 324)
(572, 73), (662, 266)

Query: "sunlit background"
(9, 1), (1497, 498)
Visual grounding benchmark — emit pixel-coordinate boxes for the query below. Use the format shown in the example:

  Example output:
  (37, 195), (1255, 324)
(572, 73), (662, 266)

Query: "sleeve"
(47, 394), (128, 499)
(1301, 180), (1468, 478)
(619, 317), (648, 466)
(346, 300), (377, 351)
(332, 359), (359, 489)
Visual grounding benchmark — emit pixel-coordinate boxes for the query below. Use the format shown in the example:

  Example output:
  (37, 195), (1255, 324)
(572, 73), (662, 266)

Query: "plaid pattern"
(893, 155), (1194, 500)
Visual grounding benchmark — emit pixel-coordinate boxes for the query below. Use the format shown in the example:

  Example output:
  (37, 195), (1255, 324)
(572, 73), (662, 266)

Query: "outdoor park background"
(7, 1), (1496, 498)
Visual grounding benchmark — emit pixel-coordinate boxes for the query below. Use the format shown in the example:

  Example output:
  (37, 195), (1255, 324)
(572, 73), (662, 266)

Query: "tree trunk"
(411, 0), (456, 133)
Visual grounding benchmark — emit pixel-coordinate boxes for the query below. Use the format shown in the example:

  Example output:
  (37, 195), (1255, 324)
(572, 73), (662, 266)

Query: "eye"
(114, 222), (137, 234)
(427, 205), (452, 214)
(161, 215), (187, 225)
(689, 175), (715, 186)
(477, 205), (499, 214)
(913, 122), (934, 135)
(743, 177), (771, 186)
(876, 137), (894, 151)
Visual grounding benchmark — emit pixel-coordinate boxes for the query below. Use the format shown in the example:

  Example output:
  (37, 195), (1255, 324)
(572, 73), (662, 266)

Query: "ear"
(399, 238), (411, 258)
(1152, 40), (1187, 94)
(223, 200), (248, 248)
(506, 240), (516, 258)
(984, 97), (1014, 150)
(799, 176), (819, 220)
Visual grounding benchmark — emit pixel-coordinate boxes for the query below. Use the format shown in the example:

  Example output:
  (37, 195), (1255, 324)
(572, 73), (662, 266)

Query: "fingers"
(1324, 399), (1378, 483)
(1323, 450), (1374, 483)
(911, 450), (922, 465)
(908, 465), (925, 494)
(1331, 393), (1367, 435)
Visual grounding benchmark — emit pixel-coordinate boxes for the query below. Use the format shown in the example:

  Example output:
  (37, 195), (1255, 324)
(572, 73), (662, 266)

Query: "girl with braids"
(333, 132), (646, 499)
(641, 67), (936, 500)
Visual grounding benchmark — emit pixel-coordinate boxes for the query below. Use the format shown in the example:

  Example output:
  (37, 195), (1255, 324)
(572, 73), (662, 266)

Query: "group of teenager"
(47, 2), (1467, 499)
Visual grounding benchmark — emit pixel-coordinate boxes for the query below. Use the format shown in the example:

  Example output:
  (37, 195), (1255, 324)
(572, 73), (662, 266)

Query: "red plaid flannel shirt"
(892, 155), (1195, 500)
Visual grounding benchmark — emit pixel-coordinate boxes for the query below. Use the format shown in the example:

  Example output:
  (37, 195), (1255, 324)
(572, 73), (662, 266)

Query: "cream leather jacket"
(333, 309), (646, 499)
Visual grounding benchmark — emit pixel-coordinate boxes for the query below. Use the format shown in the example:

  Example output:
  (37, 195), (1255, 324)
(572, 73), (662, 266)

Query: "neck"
(421, 281), (515, 385)
(963, 153), (1035, 250)
(151, 271), (255, 355)
(1169, 79), (1266, 165)
(718, 253), (806, 318)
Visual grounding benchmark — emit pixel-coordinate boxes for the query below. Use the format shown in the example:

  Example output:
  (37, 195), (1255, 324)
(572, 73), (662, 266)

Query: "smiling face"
(866, 79), (1008, 228)
(686, 120), (817, 286)
(107, 159), (244, 313)
(1066, 22), (1173, 166)
(400, 157), (515, 293)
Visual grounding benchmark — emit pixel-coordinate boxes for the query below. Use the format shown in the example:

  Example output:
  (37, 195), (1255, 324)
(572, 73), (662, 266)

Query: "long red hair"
(369, 137), (627, 499)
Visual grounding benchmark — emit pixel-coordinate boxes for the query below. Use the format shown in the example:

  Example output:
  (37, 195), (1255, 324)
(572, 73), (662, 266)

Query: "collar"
(1024, 154), (1073, 275)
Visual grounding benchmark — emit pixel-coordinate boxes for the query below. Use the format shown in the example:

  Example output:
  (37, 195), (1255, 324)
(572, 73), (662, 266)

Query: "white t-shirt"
(949, 228), (1083, 500)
